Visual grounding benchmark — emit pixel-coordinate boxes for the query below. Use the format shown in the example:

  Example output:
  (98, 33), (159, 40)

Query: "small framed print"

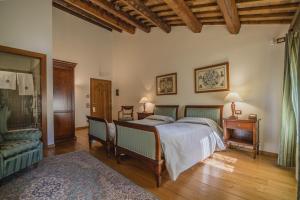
(194, 62), (230, 93)
(156, 73), (177, 95)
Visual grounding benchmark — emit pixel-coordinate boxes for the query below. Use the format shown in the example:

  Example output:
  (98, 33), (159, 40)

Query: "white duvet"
(156, 117), (225, 181)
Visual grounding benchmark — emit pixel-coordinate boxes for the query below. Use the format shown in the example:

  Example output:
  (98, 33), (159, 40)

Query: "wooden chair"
(118, 106), (134, 121)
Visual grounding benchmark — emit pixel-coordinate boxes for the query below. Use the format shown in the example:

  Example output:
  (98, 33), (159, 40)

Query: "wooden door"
(53, 59), (76, 143)
(90, 79), (112, 122)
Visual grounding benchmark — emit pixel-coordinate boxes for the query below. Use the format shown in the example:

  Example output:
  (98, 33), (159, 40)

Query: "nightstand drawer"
(226, 121), (253, 131)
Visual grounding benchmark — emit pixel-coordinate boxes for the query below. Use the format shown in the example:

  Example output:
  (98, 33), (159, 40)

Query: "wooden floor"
(45, 129), (297, 200)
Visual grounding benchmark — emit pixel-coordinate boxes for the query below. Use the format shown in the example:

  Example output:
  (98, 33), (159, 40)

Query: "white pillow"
(146, 115), (175, 123)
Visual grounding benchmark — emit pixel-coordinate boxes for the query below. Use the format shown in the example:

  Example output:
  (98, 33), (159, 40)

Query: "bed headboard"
(184, 105), (223, 126)
(153, 105), (179, 120)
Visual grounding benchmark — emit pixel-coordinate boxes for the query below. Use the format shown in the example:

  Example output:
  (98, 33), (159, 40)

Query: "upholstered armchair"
(0, 129), (43, 180)
(118, 106), (134, 121)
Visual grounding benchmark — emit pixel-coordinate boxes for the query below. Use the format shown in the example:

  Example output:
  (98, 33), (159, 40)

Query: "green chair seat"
(0, 140), (40, 158)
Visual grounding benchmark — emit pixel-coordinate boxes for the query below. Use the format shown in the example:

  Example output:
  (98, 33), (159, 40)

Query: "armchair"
(0, 129), (43, 180)
(118, 106), (134, 121)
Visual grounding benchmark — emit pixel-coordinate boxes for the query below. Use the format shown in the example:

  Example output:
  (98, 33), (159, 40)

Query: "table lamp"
(225, 92), (242, 119)
(139, 97), (149, 113)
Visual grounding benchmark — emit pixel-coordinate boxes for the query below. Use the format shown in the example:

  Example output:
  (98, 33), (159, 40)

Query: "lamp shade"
(225, 92), (242, 102)
(139, 97), (149, 104)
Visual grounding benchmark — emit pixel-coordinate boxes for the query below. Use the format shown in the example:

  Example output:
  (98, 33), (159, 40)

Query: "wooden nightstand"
(223, 118), (260, 159)
(137, 112), (153, 120)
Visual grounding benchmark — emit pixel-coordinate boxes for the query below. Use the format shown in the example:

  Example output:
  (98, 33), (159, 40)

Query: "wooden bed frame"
(154, 105), (179, 120)
(87, 116), (112, 156)
(114, 105), (223, 187)
(114, 121), (163, 186)
(184, 105), (224, 127)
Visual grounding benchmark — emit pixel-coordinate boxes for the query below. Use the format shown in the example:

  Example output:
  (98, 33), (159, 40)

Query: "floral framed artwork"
(194, 62), (230, 93)
(156, 73), (177, 95)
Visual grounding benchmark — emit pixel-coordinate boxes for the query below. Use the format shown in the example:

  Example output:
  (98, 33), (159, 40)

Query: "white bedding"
(156, 118), (225, 181)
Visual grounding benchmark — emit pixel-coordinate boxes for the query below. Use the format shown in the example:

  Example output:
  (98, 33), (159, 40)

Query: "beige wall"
(1, 1), (289, 153)
(111, 25), (288, 153)
(53, 7), (113, 128)
(52, 8), (287, 153)
(0, 0), (54, 145)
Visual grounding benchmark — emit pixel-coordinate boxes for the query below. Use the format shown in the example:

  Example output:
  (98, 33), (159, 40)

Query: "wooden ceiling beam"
(237, 0), (300, 9)
(120, 0), (171, 33)
(217, 0), (240, 34)
(155, 5), (220, 17)
(53, 0), (120, 32)
(90, 0), (150, 33)
(240, 16), (293, 21)
(164, 0), (202, 32)
(65, 0), (135, 34)
(242, 19), (291, 24)
(239, 2), (300, 12)
(239, 6), (299, 15)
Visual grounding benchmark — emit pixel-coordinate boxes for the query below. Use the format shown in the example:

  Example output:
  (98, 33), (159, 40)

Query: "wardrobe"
(53, 59), (76, 143)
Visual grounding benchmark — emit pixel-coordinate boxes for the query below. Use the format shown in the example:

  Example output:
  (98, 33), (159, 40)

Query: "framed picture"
(194, 62), (230, 93)
(156, 73), (177, 95)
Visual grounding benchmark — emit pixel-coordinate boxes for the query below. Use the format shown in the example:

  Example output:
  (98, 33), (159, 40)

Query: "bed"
(114, 105), (225, 187)
(129, 105), (179, 126)
(87, 116), (114, 156)
(87, 105), (179, 155)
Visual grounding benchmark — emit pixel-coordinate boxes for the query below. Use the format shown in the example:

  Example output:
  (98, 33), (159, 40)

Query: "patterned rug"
(0, 151), (158, 200)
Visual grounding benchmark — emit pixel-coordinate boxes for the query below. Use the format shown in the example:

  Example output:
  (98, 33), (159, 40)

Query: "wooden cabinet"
(223, 118), (260, 159)
(137, 112), (153, 120)
(53, 59), (76, 143)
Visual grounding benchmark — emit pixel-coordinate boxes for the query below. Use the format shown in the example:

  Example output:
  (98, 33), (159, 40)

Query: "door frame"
(53, 59), (76, 143)
(0, 45), (48, 145)
(90, 78), (112, 122)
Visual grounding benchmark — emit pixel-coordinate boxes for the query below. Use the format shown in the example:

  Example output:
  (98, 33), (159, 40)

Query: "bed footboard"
(87, 116), (112, 156)
(114, 120), (163, 187)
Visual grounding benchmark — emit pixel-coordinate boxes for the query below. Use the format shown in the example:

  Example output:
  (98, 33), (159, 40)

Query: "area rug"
(0, 151), (158, 200)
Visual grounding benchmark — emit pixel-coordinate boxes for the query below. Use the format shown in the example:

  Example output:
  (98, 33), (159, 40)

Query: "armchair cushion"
(0, 140), (40, 158)
(2, 129), (41, 141)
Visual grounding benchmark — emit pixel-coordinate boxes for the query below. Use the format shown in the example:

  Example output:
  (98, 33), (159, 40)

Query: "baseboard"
(55, 136), (77, 144)
(260, 150), (278, 158)
(229, 145), (278, 158)
(76, 126), (88, 131)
